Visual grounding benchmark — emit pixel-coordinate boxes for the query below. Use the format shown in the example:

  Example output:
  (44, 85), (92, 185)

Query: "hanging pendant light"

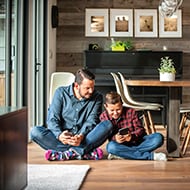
(159, 0), (183, 17)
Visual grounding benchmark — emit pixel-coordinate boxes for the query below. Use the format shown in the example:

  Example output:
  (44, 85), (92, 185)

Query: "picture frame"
(134, 9), (158, 38)
(159, 10), (182, 38)
(110, 9), (133, 37)
(85, 9), (109, 37)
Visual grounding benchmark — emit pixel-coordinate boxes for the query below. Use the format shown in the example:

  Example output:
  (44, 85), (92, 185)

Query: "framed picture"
(110, 9), (133, 37)
(85, 9), (109, 37)
(134, 9), (158, 38)
(159, 10), (182, 38)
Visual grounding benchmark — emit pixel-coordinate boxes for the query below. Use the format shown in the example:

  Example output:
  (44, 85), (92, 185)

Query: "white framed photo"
(110, 9), (133, 37)
(134, 9), (158, 38)
(159, 9), (182, 38)
(85, 9), (109, 37)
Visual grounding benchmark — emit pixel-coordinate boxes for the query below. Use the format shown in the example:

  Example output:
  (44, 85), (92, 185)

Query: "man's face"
(77, 78), (95, 99)
(104, 102), (123, 119)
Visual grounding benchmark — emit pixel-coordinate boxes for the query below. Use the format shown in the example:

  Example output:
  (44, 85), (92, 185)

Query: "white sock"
(153, 152), (167, 161)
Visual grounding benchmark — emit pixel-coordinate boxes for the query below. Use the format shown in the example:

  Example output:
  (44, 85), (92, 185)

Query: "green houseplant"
(111, 38), (133, 51)
(158, 56), (176, 81)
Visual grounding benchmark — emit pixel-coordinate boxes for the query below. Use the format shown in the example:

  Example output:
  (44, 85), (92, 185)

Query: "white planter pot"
(160, 73), (175, 82)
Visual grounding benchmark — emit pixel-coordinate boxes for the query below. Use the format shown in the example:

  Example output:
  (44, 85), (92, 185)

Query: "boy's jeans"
(107, 132), (164, 160)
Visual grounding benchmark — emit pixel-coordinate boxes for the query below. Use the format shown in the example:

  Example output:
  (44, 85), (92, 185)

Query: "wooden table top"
(125, 79), (190, 87)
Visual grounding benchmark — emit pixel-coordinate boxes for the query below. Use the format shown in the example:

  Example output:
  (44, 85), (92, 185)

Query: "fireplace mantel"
(84, 50), (183, 86)
(84, 50), (183, 125)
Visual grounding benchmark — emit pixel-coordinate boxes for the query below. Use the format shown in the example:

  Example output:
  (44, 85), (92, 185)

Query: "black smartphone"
(118, 127), (129, 135)
(64, 131), (73, 136)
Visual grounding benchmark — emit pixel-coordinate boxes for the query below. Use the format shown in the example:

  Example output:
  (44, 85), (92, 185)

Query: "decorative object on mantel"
(89, 43), (100, 50)
(111, 38), (133, 51)
(158, 56), (176, 81)
(159, 0), (183, 17)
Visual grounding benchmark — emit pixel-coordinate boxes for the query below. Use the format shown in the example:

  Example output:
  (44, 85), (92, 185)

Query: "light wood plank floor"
(28, 127), (190, 190)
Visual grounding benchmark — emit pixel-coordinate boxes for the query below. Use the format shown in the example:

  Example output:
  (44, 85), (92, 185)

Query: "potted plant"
(158, 56), (176, 81)
(111, 38), (133, 51)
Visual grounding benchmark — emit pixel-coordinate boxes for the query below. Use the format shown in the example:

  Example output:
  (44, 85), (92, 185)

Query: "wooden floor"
(28, 127), (190, 190)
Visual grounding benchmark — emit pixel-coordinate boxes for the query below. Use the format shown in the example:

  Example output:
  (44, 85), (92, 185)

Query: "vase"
(111, 46), (125, 51)
(160, 73), (175, 81)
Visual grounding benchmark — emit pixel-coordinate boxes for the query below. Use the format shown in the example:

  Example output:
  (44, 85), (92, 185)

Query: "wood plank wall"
(56, 0), (190, 103)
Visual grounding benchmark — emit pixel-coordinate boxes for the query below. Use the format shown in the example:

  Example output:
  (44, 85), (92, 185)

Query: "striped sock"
(45, 149), (79, 161)
(83, 148), (103, 160)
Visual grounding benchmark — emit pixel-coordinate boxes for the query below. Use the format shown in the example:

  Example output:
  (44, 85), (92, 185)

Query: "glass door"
(0, 0), (24, 107)
(33, 0), (47, 125)
(0, 0), (8, 106)
(28, 0), (47, 128)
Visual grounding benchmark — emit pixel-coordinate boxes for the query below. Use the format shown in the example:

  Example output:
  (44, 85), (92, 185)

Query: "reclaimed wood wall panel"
(57, 53), (83, 67)
(59, 13), (84, 26)
(57, 0), (190, 103)
(57, 26), (84, 39)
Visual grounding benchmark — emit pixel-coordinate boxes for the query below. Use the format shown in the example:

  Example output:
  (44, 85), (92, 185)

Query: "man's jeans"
(30, 120), (113, 156)
(107, 132), (164, 160)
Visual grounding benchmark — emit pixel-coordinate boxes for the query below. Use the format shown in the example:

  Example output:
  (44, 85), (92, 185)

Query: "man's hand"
(58, 131), (84, 146)
(68, 134), (84, 146)
(58, 130), (73, 144)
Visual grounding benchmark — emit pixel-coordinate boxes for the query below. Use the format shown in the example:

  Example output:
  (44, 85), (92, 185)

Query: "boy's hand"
(115, 133), (132, 143)
(124, 133), (132, 142)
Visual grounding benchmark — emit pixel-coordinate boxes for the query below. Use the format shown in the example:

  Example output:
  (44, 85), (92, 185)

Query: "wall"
(56, 0), (190, 103)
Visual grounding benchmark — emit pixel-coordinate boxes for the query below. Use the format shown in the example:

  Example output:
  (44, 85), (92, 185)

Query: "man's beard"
(78, 89), (92, 99)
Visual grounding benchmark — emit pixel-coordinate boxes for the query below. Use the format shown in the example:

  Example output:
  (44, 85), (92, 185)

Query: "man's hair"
(105, 91), (122, 104)
(75, 68), (95, 85)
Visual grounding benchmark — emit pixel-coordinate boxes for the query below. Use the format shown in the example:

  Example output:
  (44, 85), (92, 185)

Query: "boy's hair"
(105, 91), (122, 104)
(75, 68), (95, 85)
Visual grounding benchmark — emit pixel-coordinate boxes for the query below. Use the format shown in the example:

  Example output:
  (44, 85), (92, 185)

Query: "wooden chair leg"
(147, 111), (156, 133)
(179, 113), (187, 138)
(181, 124), (190, 155)
(142, 112), (151, 135)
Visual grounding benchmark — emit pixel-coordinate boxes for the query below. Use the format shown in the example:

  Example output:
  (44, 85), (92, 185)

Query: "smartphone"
(64, 131), (73, 136)
(118, 127), (129, 135)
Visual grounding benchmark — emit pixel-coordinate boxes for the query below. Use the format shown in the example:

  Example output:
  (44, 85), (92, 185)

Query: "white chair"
(49, 72), (75, 104)
(118, 72), (164, 109)
(110, 72), (162, 134)
(110, 72), (150, 110)
(118, 72), (165, 133)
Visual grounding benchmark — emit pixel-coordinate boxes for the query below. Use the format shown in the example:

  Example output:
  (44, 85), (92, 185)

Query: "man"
(100, 91), (167, 161)
(30, 69), (113, 161)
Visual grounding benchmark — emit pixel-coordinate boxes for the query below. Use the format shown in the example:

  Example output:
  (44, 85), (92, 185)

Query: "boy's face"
(104, 102), (123, 119)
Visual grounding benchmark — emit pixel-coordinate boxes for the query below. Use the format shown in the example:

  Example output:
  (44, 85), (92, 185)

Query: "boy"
(100, 91), (167, 161)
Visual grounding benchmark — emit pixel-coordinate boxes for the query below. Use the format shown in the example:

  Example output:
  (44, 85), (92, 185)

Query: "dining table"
(125, 79), (190, 157)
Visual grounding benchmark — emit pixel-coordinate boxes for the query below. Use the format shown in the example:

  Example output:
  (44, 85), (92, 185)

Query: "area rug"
(26, 164), (90, 190)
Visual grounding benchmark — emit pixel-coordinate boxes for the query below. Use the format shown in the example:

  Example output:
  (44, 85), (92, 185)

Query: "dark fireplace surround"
(84, 50), (183, 125)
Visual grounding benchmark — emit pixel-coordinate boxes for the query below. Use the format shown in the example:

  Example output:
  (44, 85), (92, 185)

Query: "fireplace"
(84, 50), (183, 124)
